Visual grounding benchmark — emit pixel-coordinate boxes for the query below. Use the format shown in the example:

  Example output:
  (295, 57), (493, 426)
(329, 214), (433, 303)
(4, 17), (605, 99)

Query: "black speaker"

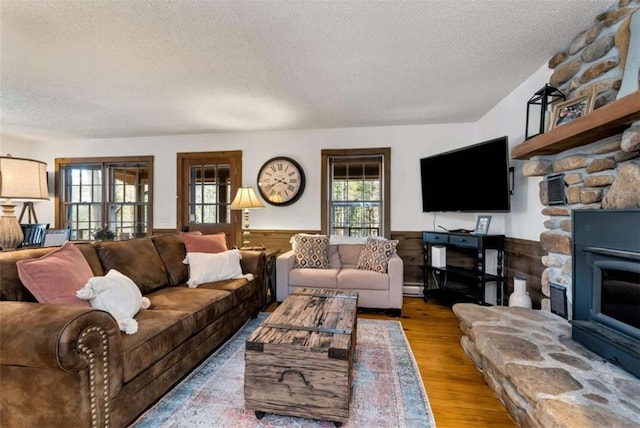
(546, 173), (566, 205)
(550, 283), (568, 319)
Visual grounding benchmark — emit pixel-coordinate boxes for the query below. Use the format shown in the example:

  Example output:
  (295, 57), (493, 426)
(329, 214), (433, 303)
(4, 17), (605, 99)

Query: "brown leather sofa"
(0, 234), (264, 428)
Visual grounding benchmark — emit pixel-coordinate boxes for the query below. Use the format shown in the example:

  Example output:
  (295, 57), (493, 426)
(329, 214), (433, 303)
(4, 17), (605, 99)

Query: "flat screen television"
(420, 136), (511, 212)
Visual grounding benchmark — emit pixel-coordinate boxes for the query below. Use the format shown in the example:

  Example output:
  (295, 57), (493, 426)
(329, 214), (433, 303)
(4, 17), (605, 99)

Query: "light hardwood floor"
(268, 296), (517, 427)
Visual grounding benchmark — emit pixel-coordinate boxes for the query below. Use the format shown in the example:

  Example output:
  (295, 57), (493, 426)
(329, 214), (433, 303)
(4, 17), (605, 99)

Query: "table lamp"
(0, 155), (49, 249)
(230, 186), (264, 248)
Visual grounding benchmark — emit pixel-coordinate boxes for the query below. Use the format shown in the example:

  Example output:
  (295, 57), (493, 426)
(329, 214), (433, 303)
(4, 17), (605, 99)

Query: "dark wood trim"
(152, 228), (179, 236)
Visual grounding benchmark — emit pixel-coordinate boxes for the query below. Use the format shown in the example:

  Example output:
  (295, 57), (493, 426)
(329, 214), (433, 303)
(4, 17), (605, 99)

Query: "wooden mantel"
(511, 91), (640, 160)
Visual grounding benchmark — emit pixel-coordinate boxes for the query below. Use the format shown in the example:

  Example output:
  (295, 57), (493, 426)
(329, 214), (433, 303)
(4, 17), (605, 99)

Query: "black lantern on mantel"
(525, 84), (565, 140)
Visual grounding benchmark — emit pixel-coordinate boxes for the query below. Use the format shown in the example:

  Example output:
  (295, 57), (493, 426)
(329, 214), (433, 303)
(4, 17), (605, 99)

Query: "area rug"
(132, 313), (436, 427)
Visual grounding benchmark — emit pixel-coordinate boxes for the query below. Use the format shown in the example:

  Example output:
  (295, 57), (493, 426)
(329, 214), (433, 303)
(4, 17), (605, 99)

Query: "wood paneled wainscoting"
(504, 237), (545, 308)
(154, 228), (545, 308)
(250, 229), (545, 306)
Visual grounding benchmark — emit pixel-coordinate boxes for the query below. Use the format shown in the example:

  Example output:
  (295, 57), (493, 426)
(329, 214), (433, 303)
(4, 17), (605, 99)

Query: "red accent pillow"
(16, 242), (93, 306)
(181, 232), (227, 253)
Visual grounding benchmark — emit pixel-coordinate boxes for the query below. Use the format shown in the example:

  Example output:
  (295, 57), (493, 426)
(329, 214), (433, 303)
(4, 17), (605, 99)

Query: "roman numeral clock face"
(257, 157), (306, 206)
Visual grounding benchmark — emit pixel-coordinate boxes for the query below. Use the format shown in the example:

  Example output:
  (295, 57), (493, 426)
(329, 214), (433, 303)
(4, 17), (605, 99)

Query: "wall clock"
(257, 156), (306, 206)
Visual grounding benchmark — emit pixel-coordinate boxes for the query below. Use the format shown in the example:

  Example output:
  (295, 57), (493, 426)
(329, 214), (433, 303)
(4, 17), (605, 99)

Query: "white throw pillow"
(184, 249), (250, 288)
(76, 269), (151, 334)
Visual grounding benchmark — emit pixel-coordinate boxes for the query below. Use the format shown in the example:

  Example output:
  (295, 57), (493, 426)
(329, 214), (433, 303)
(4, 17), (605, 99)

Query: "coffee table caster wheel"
(255, 411), (266, 420)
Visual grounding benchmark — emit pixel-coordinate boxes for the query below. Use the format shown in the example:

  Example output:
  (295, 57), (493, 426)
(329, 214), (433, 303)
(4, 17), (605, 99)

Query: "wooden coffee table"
(244, 288), (359, 425)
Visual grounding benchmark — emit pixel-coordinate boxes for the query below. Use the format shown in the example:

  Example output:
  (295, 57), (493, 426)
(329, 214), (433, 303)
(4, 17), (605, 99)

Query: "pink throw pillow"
(181, 232), (227, 253)
(16, 242), (93, 306)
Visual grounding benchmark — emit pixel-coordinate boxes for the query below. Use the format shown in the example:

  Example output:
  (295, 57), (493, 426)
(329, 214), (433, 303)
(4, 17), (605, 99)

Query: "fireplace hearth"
(571, 209), (640, 378)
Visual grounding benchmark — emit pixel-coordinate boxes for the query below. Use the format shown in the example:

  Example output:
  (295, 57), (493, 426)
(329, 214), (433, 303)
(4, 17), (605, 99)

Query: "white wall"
(3, 65), (552, 240)
(476, 63), (552, 241)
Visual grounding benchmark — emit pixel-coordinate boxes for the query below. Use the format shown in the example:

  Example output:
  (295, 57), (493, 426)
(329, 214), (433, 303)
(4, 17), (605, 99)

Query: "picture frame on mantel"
(549, 92), (595, 130)
(473, 215), (492, 235)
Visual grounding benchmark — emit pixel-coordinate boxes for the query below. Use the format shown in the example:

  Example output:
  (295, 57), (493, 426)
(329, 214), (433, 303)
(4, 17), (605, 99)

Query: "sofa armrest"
(276, 250), (295, 302)
(387, 253), (404, 309)
(239, 250), (265, 279)
(0, 301), (123, 393)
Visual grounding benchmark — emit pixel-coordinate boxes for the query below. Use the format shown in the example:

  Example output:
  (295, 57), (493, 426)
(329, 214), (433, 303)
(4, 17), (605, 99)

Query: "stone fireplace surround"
(517, 0), (640, 312)
(455, 3), (640, 425)
(453, 303), (640, 427)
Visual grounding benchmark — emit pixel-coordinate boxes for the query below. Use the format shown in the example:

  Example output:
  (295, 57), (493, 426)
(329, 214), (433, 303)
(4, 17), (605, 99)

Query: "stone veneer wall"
(453, 303), (640, 427)
(521, 0), (640, 315)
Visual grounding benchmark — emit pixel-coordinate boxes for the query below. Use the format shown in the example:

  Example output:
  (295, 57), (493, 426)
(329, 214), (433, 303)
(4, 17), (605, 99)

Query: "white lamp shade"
(0, 156), (49, 200)
(230, 186), (264, 210)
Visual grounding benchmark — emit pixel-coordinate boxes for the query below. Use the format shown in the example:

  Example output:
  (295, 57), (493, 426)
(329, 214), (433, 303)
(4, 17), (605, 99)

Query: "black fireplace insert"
(571, 209), (640, 378)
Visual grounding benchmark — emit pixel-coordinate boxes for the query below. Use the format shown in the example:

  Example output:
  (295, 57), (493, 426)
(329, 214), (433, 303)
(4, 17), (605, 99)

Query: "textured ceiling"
(0, 0), (613, 140)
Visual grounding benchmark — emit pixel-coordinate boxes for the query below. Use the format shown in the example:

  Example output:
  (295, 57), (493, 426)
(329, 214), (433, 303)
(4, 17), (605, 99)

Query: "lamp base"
(0, 203), (24, 250)
(242, 229), (251, 248)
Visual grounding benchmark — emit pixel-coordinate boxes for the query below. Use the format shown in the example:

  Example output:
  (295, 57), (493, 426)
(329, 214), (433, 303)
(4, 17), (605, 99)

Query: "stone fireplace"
(451, 3), (640, 426)
(453, 303), (640, 427)
(519, 0), (640, 318)
(522, 127), (639, 316)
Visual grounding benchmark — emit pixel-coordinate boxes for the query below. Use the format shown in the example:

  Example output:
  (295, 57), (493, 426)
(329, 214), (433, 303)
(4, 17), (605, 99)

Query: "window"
(321, 148), (390, 238)
(189, 163), (231, 224)
(56, 156), (153, 240)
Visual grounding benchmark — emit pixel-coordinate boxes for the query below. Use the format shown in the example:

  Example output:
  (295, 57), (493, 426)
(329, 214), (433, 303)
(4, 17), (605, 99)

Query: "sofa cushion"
(184, 250), (245, 287)
(181, 232), (227, 253)
(357, 238), (399, 273)
(338, 244), (364, 268)
(0, 247), (57, 302)
(94, 239), (168, 294)
(152, 234), (189, 286)
(74, 243), (105, 276)
(199, 277), (258, 307)
(338, 268), (390, 290)
(291, 234), (329, 268)
(289, 268), (339, 289)
(329, 235), (367, 245)
(120, 308), (195, 382)
(146, 286), (235, 332)
(328, 245), (341, 269)
(16, 242), (92, 306)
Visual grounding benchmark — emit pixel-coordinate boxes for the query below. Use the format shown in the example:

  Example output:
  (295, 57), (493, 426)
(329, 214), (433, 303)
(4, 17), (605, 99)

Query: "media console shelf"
(422, 231), (505, 306)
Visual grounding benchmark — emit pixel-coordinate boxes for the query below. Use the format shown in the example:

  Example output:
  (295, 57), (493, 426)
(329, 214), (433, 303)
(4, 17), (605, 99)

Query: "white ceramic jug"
(509, 277), (532, 308)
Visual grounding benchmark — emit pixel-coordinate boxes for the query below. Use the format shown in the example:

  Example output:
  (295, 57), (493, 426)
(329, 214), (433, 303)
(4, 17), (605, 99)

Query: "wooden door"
(177, 151), (242, 248)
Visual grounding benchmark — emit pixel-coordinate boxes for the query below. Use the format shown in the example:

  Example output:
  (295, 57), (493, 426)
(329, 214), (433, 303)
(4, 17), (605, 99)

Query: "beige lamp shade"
(0, 155), (50, 249)
(230, 186), (264, 210)
(0, 155), (49, 200)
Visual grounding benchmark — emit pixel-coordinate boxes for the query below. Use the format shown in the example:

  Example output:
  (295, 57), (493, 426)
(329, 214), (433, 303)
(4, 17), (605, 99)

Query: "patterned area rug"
(132, 314), (436, 427)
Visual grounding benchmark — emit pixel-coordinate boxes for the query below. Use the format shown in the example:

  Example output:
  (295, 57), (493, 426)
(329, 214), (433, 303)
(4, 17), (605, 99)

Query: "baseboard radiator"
(403, 283), (424, 297)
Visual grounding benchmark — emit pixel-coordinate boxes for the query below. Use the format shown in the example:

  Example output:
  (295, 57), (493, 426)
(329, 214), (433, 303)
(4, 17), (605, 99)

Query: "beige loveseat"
(276, 235), (403, 315)
(0, 235), (263, 428)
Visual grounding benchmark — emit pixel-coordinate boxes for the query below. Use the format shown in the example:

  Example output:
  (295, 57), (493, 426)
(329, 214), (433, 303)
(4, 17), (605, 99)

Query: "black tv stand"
(422, 231), (505, 305)
(448, 228), (473, 234)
